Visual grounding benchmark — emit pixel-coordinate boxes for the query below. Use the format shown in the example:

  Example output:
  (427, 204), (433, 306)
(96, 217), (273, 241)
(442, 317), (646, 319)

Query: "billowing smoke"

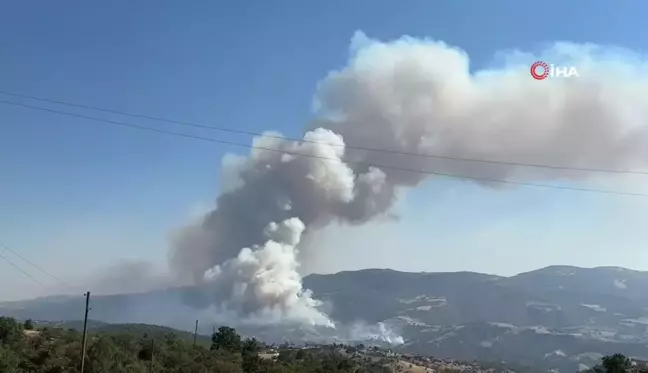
(170, 31), (648, 327)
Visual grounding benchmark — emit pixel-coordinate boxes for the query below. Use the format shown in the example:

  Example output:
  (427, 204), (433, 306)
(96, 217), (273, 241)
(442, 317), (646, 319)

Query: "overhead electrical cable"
(0, 249), (45, 286)
(1, 89), (648, 176)
(1, 98), (648, 198)
(0, 243), (77, 290)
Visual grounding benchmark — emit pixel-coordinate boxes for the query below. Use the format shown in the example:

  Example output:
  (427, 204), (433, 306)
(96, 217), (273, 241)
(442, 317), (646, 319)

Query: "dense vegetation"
(583, 353), (647, 373)
(1, 316), (646, 373)
(0, 317), (388, 372)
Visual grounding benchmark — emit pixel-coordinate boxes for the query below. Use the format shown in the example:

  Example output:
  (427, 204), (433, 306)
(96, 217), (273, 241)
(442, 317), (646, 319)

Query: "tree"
(85, 336), (141, 373)
(278, 349), (296, 364)
(602, 354), (632, 373)
(211, 326), (242, 352)
(0, 345), (20, 373)
(241, 338), (261, 373)
(23, 319), (34, 331)
(0, 317), (22, 346)
(295, 349), (307, 360)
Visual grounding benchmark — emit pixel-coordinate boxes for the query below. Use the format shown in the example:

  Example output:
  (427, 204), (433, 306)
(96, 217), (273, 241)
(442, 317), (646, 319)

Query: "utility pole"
(80, 291), (91, 373)
(191, 320), (198, 373)
(192, 320), (198, 349)
(148, 337), (155, 373)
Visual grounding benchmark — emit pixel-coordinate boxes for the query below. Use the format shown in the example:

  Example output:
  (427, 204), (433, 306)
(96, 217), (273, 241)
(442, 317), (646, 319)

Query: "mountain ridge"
(314, 265), (648, 278)
(4, 264), (647, 305)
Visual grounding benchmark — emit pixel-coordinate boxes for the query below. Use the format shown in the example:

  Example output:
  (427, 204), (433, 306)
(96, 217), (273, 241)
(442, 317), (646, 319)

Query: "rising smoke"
(170, 31), (648, 329)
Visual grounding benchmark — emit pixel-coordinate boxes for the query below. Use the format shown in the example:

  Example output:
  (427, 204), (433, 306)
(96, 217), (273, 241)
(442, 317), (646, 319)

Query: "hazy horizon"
(2, 1), (648, 306)
(3, 263), (647, 304)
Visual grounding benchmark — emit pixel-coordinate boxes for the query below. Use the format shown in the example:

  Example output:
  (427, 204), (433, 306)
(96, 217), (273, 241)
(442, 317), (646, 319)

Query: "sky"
(1, 1), (648, 301)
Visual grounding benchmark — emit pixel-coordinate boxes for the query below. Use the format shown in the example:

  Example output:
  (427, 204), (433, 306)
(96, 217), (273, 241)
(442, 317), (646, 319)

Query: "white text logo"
(530, 61), (579, 80)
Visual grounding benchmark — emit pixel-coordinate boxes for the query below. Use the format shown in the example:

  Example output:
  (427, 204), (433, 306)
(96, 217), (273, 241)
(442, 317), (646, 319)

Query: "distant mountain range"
(3, 265), (648, 372)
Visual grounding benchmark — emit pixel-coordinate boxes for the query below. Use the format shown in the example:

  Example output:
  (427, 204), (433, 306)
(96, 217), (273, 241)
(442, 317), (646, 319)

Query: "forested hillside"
(0, 316), (389, 372)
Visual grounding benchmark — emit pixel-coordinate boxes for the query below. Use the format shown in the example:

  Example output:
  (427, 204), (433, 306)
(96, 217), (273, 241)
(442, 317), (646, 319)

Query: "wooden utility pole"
(148, 337), (155, 373)
(192, 320), (198, 350)
(80, 291), (91, 373)
(191, 320), (198, 373)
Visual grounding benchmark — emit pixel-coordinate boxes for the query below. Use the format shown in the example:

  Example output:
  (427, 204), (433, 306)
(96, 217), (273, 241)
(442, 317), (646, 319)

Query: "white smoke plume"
(345, 322), (405, 346)
(170, 31), (648, 327)
(200, 218), (334, 327)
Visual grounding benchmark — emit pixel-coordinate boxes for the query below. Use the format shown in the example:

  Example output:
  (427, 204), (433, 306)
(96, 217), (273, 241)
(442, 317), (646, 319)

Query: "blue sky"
(1, 1), (648, 300)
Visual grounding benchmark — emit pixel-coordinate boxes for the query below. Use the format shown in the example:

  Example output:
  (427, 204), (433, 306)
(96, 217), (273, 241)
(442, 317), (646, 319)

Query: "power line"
(1, 89), (647, 176)
(0, 242), (75, 289)
(1, 98), (648, 198)
(0, 250), (45, 286)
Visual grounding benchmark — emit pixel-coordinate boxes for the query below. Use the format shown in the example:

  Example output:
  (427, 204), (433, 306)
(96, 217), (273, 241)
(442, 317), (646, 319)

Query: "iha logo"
(530, 61), (580, 80)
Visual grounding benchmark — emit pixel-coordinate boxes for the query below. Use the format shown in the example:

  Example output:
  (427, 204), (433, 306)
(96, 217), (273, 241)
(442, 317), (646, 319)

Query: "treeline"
(586, 353), (648, 373)
(3, 315), (643, 373)
(0, 317), (386, 372)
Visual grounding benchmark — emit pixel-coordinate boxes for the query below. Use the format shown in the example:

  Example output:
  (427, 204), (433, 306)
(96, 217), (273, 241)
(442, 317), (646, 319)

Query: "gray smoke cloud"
(170, 31), (648, 327)
(87, 260), (175, 296)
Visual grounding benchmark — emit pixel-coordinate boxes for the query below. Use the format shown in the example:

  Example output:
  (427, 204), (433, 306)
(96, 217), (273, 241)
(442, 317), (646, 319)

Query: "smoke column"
(170, 31), (648, 327)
